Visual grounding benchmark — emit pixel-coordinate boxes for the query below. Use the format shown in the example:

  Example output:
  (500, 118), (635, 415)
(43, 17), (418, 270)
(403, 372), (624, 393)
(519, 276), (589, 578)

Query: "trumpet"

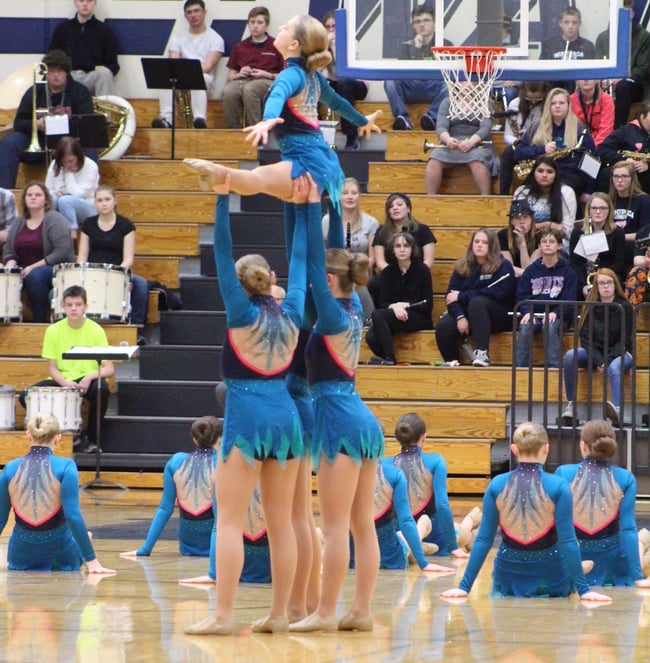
(25, 62), (50, 154)
(423, 137), (492, 153)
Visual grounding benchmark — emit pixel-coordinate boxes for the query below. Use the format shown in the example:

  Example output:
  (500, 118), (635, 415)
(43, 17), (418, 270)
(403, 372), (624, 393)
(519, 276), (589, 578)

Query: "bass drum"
(94, 94), (137, 161)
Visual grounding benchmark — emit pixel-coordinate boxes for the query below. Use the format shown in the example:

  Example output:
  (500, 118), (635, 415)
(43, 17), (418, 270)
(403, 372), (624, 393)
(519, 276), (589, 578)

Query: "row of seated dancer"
(2, 12), (648, 637)
(1, 177), (149, 326)
(4, 407), (650, 604)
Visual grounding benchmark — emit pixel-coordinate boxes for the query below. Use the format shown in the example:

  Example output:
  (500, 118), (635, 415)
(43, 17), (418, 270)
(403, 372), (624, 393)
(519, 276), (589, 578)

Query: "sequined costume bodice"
(174, 447), (215, 518)
(393, 446), (434, 516)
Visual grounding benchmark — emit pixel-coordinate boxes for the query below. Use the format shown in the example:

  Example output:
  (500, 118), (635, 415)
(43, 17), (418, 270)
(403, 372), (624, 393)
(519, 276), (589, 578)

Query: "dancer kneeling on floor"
(440, 421), (611, 601)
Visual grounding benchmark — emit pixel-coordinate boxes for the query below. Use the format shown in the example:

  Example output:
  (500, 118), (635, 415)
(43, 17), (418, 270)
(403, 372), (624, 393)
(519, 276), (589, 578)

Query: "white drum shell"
(25, 387), (82, 432)
(0, 267), (23, 322)
(0, 385), (16, 431)
(52, 263), (131, 322)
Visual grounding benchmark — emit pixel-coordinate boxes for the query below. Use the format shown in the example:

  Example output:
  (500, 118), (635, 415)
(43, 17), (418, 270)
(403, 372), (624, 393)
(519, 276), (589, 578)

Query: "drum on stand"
(25, 386), (82, 432)
(52, 263), (131, 322)
(0, 267), (23, 322)
(0, 385), (16, 430)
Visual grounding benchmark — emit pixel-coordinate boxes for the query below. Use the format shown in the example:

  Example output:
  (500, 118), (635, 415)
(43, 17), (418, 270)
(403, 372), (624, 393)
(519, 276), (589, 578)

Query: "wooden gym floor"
(1, 490), (650, 662)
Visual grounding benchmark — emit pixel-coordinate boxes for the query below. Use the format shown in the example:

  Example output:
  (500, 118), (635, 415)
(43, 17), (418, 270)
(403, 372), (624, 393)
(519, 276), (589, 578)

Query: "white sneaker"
(605, 401), (620, 426)
(472, 349), (490, 367)
(561, 402), (576, 421)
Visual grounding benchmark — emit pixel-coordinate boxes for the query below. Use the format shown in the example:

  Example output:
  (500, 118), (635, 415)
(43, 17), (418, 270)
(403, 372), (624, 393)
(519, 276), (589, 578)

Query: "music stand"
(63, 345), (140, 492)
(141, 57), (206, 159)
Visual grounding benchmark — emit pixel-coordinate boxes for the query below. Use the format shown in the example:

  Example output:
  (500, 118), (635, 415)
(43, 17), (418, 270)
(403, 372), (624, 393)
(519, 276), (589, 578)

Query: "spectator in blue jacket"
(515, 228), (578, 367)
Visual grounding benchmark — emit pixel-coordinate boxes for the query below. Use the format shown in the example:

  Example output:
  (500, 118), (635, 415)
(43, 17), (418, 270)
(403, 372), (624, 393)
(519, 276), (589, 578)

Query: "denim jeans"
(515, 318), (562, 368)
(383, 79), (448, 121)
(0, 132), (46, 189)
(130, 274), (149, 326)
(563, 348), (633, 406)
(23, 264), (54, 322)
(55, 196), (96, 231)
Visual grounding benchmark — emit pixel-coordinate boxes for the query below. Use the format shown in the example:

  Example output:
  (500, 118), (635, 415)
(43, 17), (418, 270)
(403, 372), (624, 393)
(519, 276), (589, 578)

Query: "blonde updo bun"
(326, 248), (370, 293)
(27, 412), (61, 444)
(293, 14), (332, 73)
(235, 254), (272, 296)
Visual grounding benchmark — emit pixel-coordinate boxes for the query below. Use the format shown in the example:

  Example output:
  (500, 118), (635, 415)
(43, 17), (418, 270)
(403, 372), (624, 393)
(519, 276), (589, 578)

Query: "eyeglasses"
(598, 280), (615, 286)
(612, 174), (631, 179)
(412, 18), (434, 24)
(589, 206), (608, 212)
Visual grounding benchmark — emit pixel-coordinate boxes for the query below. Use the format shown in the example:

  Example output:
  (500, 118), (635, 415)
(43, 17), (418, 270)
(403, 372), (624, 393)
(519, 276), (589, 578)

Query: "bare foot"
(178, 574), (214, 585)
(183, 158), (229, 192)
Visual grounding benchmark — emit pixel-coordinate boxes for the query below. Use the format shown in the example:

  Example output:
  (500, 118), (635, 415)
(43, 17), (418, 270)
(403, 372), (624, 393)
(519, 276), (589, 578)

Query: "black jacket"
(50, 15), (120, 75)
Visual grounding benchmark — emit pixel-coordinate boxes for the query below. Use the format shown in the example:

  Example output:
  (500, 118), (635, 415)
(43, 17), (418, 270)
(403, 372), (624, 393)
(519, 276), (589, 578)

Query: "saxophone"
(514, 129), (587, 180)
(619, 150), (650, 162)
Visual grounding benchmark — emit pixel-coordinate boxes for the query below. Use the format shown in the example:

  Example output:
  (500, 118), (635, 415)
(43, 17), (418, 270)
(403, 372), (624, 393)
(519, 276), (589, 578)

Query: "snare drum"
(0, 267), (22, 322)
(25, 386), (82, 432)
(52, 263), (131, 322)
(0, 385), (16, 430)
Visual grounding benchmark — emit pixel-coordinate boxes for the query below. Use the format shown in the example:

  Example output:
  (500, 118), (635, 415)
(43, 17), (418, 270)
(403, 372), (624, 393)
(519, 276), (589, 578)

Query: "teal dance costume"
(556, 458), (643, 586)
(0, 446), (96, 571)
(264, 58), (368, 206)
(369, 459), (432, 569)
(458, 463), (591, 597)
(303, 202), (383, 464)
(214, 194), (307, 464)
(209, 484), (271, 583)
(393, 446), (458, 555)
(136, 447), (216, 557)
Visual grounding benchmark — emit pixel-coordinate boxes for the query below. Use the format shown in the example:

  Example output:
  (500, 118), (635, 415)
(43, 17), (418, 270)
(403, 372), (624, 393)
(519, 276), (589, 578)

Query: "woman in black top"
(77, 185), (149, 325)
(365, 232), (433, 364)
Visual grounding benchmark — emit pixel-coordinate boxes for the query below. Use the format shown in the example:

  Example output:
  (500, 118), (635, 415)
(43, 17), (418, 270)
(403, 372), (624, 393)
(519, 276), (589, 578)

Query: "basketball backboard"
(336, 1), (631, 82)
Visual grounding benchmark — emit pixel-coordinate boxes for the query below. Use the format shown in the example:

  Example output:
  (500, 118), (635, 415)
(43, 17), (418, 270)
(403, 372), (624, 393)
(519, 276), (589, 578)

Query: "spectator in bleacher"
(122, 416), (220, 558)
(373, 193), (435, 273)
(0, 188), (17, 252)
(435, 228), (515, 368)
(49, 0), (120, 96)
(370, 193), (435, 306)
(322, 177), (378, 319)
(514, 88), (596, 202)
(392, 412), (469, 559)
(383, 4), (450, 131)
(499, 81), (548, 195)
(19, 284), (114, 453)
(625, 223), (650, 305)
(556, 419), (650, 588)
(569, 192), (626, 298)
(2, 181), (75, 322)
(595, 0), (650, 129)
(596, 101), (650, 195)
(440, 421), (611, 602)
(151, 0), (225, 129)
(539, 7), (595, 94)
(77, 185), (150, 326)
(560, 269), (632, 426)
(0, 50), (94, 190)
(425, 83), (498, 195)
(365, 232), (433, 365)
(515, 228), (577, 368)
(222, 6), (284, 129)
(45, 136), (99, 238)
(513, 155), (577, 245)
(321, 11), (369, 151)
(608, 161), (650, 267)
(569, 80), (614, 146)
(498, 199), (540, 277)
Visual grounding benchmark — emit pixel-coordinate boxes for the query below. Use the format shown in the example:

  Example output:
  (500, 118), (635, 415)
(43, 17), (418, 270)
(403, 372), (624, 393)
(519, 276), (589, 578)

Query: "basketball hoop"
(431, 46), (507, 121)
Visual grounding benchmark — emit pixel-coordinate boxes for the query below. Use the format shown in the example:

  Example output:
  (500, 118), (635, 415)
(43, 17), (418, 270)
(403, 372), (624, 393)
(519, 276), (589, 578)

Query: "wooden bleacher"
(1, 98), (614, 495)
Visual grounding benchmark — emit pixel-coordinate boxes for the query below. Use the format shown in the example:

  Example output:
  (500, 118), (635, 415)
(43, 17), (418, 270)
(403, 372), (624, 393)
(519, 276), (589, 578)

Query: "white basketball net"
(433, 48), (506, 122)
